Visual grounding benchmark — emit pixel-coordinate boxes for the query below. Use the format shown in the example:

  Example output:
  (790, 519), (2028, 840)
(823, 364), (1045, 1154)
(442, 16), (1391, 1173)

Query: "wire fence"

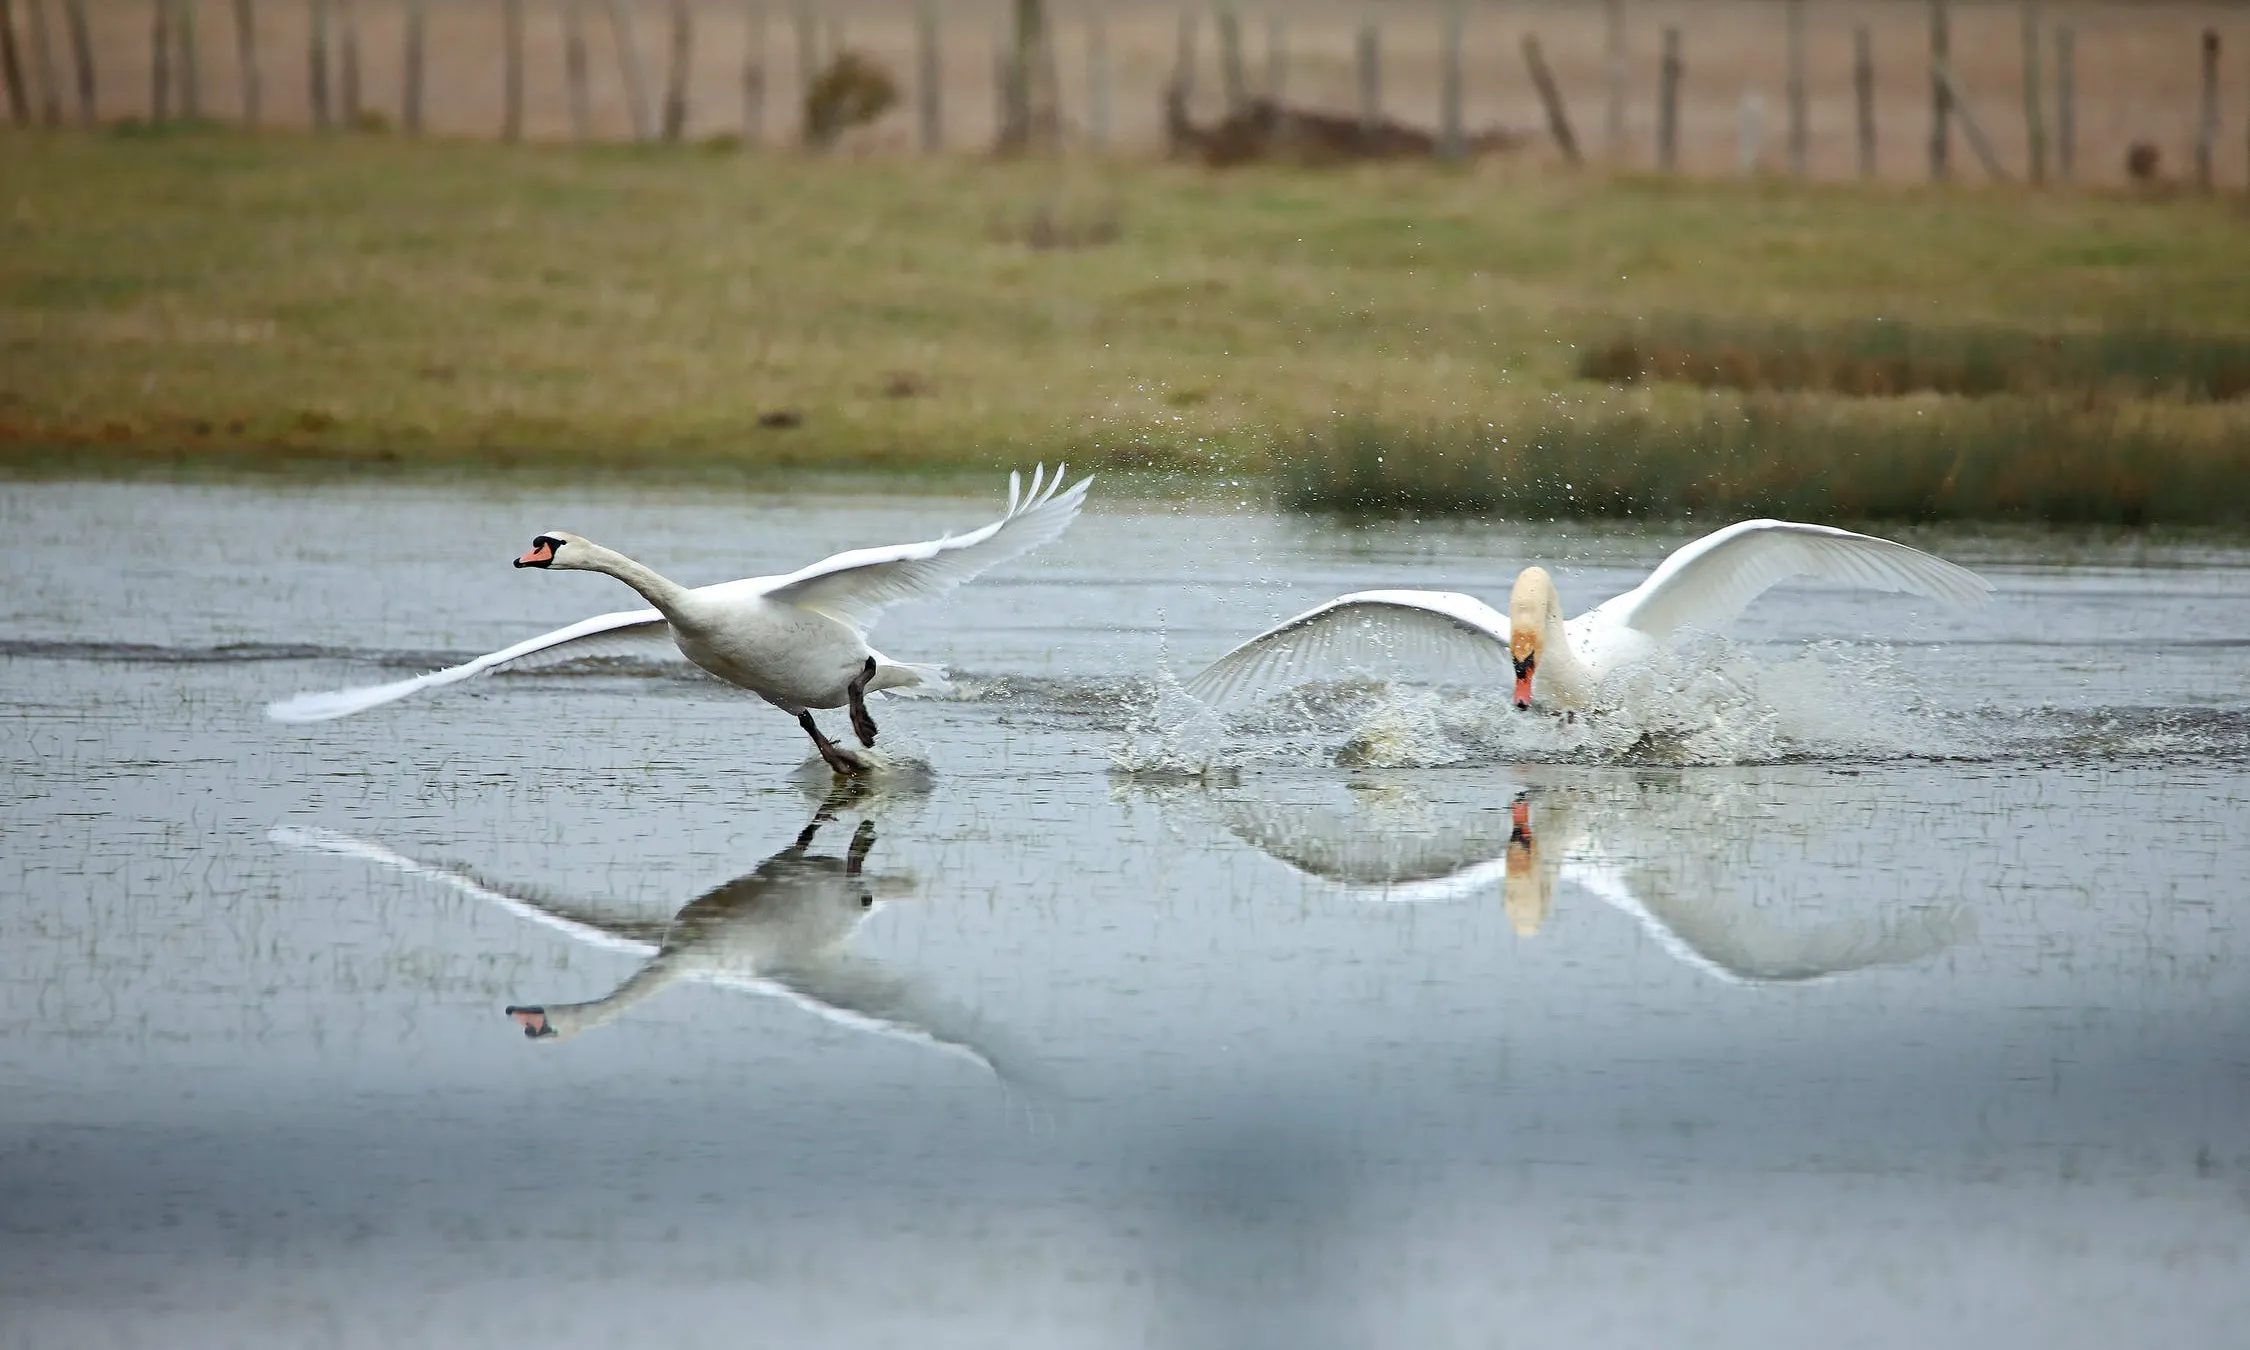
(3, 0), (2245, 187)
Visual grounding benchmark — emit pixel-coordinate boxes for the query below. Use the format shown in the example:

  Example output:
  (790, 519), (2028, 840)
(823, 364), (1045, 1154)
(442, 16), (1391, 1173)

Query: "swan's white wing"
(1603, 878), (1973, 985)
(266, 607), (670, 722)
(1182, 590), (1515, 709)
(758, 465), (1092, 634)
(1592, 519), (1993, 642)
(268, 826), (660, 956)
(1213, 794), (1525, 900)
(750, 954), (1045, 1087)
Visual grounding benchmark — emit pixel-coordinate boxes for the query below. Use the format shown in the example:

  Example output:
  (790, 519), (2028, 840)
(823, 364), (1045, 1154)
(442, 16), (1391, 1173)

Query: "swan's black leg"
(845, 819), (877, 876)
(846, 657), (879, 747)
(798, 711), (866, 775)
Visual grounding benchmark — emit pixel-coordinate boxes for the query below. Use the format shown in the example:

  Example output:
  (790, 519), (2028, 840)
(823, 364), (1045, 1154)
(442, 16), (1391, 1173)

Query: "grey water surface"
(3, 479), (2247, 1349)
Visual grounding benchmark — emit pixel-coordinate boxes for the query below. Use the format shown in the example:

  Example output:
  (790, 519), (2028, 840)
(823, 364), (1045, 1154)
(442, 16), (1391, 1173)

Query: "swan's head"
(515, 531), (588, 570)
(1509, 567), (1560, 710)
(1502, 795), (1551, 936)
(506, 1005), (560, 1039)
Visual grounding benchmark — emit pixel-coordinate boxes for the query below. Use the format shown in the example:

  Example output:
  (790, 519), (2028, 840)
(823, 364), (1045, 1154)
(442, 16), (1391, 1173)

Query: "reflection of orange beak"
(514, 540), (555, 568)
(1514, 673), (1533, 710)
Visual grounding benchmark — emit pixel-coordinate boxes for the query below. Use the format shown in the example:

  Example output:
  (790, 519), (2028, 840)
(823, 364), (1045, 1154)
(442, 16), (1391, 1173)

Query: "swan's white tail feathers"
(874, 659), (954, 699)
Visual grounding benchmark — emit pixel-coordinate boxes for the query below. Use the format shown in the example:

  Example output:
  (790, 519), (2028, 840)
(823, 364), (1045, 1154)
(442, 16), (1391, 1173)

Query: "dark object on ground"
(2126, 141), (2161, 181)
(1166, 91), (1526, 166)
(757, 409), (804, 429)
(804, 52), (898, 149)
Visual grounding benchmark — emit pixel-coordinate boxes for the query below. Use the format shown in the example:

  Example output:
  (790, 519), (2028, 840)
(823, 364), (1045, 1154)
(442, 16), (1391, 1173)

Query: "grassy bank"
(3, 130), (2248, 513)
(1282, 396), (2250, 526)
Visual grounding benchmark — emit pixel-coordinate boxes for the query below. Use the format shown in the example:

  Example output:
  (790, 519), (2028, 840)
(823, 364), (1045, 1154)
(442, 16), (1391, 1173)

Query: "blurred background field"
(3, 0), (2248, 520)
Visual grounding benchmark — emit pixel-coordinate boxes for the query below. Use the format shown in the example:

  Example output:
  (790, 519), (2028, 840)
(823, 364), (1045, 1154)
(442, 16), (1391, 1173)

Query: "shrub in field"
(804, 52), (900, 149)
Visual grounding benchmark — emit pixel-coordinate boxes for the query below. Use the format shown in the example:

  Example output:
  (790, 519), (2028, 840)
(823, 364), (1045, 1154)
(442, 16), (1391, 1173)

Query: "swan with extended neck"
(270, 465), (1090, 773)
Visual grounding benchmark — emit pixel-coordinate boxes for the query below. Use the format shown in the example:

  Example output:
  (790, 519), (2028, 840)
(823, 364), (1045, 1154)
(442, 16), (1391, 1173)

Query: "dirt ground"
(23, 0), (2250, 185)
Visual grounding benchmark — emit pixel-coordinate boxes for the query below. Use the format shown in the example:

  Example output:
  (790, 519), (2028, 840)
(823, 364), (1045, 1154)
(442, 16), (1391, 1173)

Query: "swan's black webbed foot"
(800, 711), (870, 775)
(847, 656), (879, 747)
(507, 1006), (555, 1039)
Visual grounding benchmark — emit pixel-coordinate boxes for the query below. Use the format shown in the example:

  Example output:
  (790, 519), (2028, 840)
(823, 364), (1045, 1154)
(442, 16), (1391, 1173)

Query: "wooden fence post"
(1657, 25), (1680, 171)
(661, 0), (689, 139)
(1853, 25), (1874, 177)
(150, 0), (170, 122)
(742, 0), (763, 143)
(2197, 30), (2220, 191)
(1439, 5), (1462, 161)
(307, 0), (328, 129)
(177, 0), (198, 118)
(2020, 0), (2044, 183)
(1932, 60), (2007, 179)
(1929, 0), (1949, 180)
(1785, 0), (1805, 174)
(503, 0), (524, 140)
(0, 0), (27, 126)
(1215, 3), (1245, 115)
(1355, 19), (1378, 134)
(564, 0), (590, 138)
(60, 0), (91, 124)
(1086, 7), (1109, 150)
(916, 0), (940, 150)
(792, 0), (815, 140)
(609, 0), (654, 140)
(2054, 24), (2073, 181)
(1264, 13), (1284, 101)
(1604, 0), (1624, 159)
(402, 0), (425, 135)
(337, 0), (357, 125)
(25, 0), (60, 125)
(232, 0), (256, 126)
(1738, 90), (1764, 173)
(1170, 7), (1194, 106)
(1524, 33), (1581, 166)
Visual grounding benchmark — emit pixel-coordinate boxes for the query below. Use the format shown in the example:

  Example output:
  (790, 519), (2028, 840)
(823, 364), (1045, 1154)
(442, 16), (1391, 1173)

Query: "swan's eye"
(1513, 654), (1536, 679)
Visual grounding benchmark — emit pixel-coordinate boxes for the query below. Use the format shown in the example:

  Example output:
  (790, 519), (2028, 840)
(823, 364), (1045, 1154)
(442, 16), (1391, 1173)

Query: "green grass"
(1282, 395), (2250, 526)
(3, 128), (2248, 514)
(1579, 316), (2250, 401)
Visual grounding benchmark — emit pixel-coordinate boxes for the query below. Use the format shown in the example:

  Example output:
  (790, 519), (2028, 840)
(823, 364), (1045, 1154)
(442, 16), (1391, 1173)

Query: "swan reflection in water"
(1189, 776), (1971, 985)
(270, 788), (1040, 1085)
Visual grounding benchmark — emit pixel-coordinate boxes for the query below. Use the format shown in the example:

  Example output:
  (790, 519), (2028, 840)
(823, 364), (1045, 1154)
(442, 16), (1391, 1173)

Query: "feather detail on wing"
(265, 608), (671, 722)
(1182, 590), (1516, 709)
(759, 464), (1092, 634)
(1596, 520), (1993, 642)
(754, 955), (1045, 1086)
(268, 826), (660, 955)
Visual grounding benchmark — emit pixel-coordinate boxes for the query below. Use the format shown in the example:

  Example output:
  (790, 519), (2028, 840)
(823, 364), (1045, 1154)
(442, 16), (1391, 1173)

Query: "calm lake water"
(4, 478), (2247, 1348)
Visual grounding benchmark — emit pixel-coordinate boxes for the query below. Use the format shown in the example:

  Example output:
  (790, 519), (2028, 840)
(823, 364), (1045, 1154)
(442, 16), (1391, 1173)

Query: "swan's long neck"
(573, 543), (692, 614)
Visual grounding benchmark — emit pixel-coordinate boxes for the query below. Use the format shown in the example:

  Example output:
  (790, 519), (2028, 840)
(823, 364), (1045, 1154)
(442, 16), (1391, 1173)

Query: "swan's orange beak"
(514, 540), (556, 569)
(506, 1006), (554, 1038)
(1512, 654), (1535, 710)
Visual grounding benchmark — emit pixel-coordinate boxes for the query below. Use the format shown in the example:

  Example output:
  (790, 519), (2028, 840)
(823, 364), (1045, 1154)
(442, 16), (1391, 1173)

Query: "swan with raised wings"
(1184, 519), (1992, 713)
(269, 800), (1041, 1084)
(269, 466), (1091, 772)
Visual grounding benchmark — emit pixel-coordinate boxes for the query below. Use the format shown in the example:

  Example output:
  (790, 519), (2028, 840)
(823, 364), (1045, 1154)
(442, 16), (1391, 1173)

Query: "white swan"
(268, 805), (1043, 1084)
(1184, 519), (1992, 713)
(1174, 779), (1971, 984)
(269, 465), (1091, 772)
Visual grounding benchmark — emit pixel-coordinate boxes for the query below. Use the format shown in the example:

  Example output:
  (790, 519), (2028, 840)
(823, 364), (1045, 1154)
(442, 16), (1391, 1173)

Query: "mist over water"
(4, 480), (2247, 1348)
